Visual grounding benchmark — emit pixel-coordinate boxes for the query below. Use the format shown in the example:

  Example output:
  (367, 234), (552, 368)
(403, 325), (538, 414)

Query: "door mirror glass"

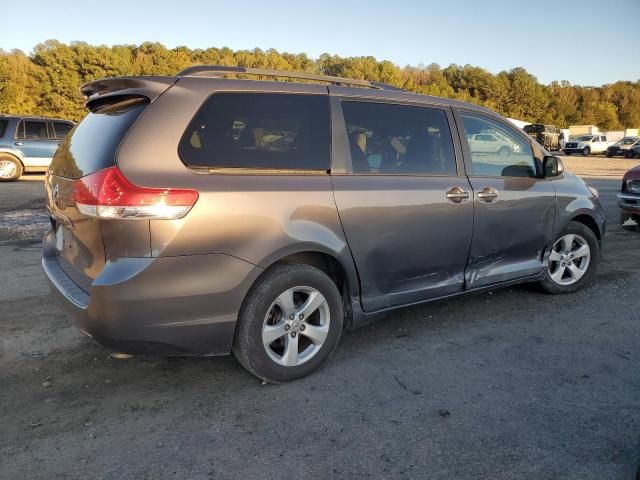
(543, 155), (564, 177)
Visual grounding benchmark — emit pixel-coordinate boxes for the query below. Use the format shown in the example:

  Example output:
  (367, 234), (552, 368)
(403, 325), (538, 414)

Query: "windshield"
(616, 137), (639, 145)
(574, 135), (594, 142)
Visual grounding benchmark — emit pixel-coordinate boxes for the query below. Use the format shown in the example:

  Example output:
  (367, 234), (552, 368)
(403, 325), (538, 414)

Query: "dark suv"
(43, 66), (605, 382)
(523, 123), (562, 151)
(0, 115), (74, 181)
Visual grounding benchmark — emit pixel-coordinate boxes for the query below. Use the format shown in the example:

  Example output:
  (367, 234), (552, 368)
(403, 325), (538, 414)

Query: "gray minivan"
(43, 66), (605, 382)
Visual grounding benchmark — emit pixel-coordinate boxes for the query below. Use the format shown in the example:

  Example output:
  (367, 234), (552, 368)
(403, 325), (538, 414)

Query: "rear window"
(178, 93), (330, 171)
(49, 97), (149, 179)
(0, 120), (7, 138)
(18, 120), (48, 139)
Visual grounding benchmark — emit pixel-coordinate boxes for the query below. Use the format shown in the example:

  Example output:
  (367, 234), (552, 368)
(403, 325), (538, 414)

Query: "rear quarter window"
(49, 97), (149, 179)
(178, 93), (330, 171)
(52, 121), (73, 139)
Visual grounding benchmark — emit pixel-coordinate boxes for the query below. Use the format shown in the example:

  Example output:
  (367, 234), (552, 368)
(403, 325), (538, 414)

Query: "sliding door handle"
(446, 186), (470, 203)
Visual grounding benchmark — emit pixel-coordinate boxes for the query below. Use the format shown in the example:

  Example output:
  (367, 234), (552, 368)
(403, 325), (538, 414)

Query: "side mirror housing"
(543, 155), (564, 178)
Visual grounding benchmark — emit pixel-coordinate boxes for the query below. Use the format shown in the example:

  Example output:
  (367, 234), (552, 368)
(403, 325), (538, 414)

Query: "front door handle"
(477, 187), (499, 202)
(446, 186), (470, 203)
(14, 142), (24, 146)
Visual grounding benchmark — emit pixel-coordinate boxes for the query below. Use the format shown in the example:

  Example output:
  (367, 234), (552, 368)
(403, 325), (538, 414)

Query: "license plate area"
(55, 224), (64, 253)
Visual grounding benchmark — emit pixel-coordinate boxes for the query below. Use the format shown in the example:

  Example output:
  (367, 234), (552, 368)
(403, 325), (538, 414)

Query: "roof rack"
(177, 65), (403, 91)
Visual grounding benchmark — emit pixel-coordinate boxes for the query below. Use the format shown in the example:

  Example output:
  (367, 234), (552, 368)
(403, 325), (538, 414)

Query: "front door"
(456, 110), (556, 289)
(330, 96), (473, 312)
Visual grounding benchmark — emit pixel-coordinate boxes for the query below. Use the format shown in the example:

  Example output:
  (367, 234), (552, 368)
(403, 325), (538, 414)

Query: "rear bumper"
(42, 231), (263, 355)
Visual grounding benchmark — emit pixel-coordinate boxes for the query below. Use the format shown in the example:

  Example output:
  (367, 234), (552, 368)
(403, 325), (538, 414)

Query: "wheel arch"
(0, 149), (25, 168)
(249, 249), (360, 327)
(570, 213), (602, 243)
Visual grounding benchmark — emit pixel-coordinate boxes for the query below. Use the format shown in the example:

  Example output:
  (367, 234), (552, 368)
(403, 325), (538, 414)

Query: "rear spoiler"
(79, 76), (178, 109)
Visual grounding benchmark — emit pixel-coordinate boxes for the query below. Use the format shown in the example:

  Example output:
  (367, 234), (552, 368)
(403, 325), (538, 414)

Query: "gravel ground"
(1, 158), (639, 480)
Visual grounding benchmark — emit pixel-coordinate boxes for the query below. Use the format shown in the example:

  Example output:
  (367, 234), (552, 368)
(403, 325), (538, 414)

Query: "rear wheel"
(539, 221), (599, 294)
(582, 147), (591, 156)
(233, 263), (344, 383)
(0, 155), (22, 182)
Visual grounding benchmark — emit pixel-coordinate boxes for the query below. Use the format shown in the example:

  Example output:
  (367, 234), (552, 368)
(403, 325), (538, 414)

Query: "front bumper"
(617, 193), (640, 212)
(607, 147), (634, 157)
(42, 231), (263, 355)
(563, 148), (586, 155)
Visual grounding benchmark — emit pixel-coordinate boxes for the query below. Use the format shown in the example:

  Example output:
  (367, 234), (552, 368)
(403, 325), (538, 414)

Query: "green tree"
(0, 40), (638, 128)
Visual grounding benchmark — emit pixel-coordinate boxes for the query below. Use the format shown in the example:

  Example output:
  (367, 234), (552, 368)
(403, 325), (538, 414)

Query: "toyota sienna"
(43, 66), (605, 382)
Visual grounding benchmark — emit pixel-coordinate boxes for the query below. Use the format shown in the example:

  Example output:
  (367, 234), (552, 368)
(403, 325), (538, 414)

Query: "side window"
(0, 120), (7, 138)
(17, 120), (48, 140)
(52, 122), (73, 139)
(461, 113), (537, 178)
(178, 93), (330, 171)
(341, 101), (457, 175)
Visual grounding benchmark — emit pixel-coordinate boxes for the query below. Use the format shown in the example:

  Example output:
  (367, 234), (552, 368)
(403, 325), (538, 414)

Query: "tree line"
(1, 40), (638, 129)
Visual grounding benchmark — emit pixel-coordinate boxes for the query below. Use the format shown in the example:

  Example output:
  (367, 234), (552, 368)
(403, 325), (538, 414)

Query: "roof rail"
(177, 65), (402, 91)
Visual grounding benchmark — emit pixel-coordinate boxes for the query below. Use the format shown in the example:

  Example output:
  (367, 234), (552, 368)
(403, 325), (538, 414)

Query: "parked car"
(0, 115), (74, 181)
(606, 136), (640, 158)
(523, 124), (562, 151)
(630, 144), (640, 159)
(467, 132), (522, 156)
(618, 165), (640, 228)
(42, 66), (605, 382)
(563, 135), (613, 156)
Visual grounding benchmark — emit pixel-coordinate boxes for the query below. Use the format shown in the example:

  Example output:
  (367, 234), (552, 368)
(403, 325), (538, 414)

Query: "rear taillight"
(73, 166), (198, 220)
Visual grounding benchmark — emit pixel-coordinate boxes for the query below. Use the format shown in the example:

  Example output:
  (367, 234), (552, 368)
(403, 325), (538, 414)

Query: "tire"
(625, 150), (634, 159)
(233, 263), (344, 383)
(563, 151), (571, 156)
(606, 151), (613, 158)
(0, 155), (22, 182)
(539, 221), (599, 294)
(498, 146), (511, 156)
(582, 146), (590, 156)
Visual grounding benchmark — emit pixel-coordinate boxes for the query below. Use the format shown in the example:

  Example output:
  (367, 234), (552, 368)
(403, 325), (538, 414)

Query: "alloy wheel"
(548, 234), (591, 286)
(262, 286), (330, 367)
(0, 160), (17, 179)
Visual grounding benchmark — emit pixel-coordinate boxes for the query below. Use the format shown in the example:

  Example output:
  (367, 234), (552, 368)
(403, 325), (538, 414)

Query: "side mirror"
(543, 155), (564, 177)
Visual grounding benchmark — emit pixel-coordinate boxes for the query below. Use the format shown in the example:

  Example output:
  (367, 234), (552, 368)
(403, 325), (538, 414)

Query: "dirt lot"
(1, 156), (640, 480)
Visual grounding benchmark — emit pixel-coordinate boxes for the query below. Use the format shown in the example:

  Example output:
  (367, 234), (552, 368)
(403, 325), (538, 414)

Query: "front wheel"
(539, 221), (599, 294)
(498, 146), (512, 156)
(0, 155), (22, 182)
(233, 263), (344, 383)
(582, 147), (591, 156)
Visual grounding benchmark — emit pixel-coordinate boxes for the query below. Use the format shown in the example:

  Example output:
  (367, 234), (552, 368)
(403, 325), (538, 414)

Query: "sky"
(2, 0), (639, 86)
